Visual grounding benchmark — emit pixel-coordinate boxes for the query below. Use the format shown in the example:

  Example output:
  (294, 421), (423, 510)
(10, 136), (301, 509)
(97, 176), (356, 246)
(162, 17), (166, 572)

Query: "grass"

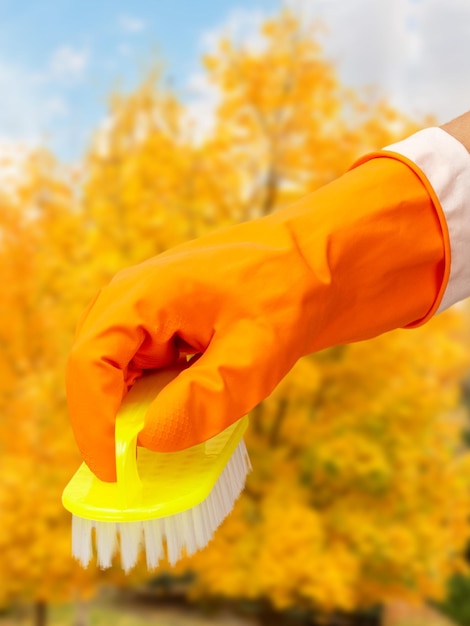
(0, 594), (254, 626)
(0, 596), (458, 626)
(50, 603), (245, 626)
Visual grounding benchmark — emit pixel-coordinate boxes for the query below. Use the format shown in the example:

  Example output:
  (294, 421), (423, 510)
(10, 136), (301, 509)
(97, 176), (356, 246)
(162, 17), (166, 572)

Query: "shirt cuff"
(384, 127), (470, 313)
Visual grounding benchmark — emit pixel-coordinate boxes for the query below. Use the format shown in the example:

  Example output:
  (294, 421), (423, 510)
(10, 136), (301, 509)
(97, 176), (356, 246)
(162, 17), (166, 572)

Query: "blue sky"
(1, 0), (469, 162)
(0, 0), (280, 160)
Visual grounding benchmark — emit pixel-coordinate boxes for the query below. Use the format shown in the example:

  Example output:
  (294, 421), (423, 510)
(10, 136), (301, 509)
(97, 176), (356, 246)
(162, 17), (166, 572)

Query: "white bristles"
(95, 521), (116, 569)
(180, 509), (197, 555)
(119, 521), (143, 572)
(72, 515), (93, 567)
(71, 439), (251, 572)
(163, 515), (181, 565)
(143, 519), (164, 569)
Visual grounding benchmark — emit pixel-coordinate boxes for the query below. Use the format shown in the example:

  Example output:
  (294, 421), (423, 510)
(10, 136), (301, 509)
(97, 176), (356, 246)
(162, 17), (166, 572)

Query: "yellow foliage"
(186, 314), (470, 612)
(0, 6), (468, 617)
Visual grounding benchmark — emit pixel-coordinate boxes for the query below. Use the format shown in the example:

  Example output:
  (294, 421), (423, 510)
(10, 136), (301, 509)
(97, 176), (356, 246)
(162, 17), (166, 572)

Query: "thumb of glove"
(138, 320), (292, 451)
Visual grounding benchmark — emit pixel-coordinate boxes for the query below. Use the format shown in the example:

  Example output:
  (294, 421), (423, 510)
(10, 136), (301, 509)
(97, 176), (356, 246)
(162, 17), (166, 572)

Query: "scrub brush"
(62, 366), (251, 572)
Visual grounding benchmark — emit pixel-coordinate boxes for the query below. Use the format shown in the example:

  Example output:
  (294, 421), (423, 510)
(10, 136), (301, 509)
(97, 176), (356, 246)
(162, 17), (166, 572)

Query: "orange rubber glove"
(66, 154), (448, 482)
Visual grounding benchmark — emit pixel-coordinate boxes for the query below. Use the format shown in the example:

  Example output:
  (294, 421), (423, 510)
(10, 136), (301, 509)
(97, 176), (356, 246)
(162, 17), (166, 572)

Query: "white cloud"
(183, 72), (221, 143)
(0, 57), (72, 159)
(45, 96), (69, 118)
(0, 60), (47, 143)
(0, 44), (88, 159)
(119, 14), (146, 33)
(200, 7), (268, 54)
(287, 0), (470, 123)
(118, 43), (132, 57)
(48, 45), (89, 82)
(30, 45), (90, 86)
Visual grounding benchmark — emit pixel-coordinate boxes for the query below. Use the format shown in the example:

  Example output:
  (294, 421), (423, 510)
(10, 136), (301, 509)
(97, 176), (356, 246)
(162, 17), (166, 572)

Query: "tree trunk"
(33, 601), (47, 626)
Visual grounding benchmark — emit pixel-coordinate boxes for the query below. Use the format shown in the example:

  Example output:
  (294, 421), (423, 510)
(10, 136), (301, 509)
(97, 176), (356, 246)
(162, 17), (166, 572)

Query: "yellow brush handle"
(115, 364), (187, 507)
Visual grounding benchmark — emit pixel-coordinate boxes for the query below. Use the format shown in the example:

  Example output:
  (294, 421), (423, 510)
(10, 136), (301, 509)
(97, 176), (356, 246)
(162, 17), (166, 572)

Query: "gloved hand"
(66, 155), (446, 481)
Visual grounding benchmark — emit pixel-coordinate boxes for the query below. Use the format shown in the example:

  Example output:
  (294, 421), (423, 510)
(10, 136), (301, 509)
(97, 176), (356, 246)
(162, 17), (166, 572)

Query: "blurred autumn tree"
(0, 7), (469, 626)
(0, 151), (132, 625)
(184, 318), (470, 621)
(0, 149), (97, 621)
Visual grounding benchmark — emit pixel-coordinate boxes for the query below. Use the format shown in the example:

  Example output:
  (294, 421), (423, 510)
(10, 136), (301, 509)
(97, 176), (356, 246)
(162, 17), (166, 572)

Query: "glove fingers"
(66, 273), (221, 480)
(66, 288), (182, 481)
(66, 345), (126, 482)
(138, 320), (292, 452)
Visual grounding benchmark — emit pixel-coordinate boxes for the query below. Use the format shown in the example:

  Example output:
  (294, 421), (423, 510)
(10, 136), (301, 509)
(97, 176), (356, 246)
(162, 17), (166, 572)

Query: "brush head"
(69, 437), (250, 571)
(62, 367), (251, 571)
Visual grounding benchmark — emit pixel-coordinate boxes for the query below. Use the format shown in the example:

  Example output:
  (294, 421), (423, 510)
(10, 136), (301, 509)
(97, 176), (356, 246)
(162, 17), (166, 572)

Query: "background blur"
(2, 1), (470, 625)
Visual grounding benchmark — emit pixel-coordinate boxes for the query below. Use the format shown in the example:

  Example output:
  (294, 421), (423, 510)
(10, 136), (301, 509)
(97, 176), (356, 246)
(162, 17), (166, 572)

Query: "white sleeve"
(385, 127), (470, 313)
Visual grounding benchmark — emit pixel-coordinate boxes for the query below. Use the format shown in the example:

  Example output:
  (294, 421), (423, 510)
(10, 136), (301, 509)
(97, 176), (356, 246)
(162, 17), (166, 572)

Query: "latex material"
(66, 155), (448, 482)
(62, 366), (249, 521)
